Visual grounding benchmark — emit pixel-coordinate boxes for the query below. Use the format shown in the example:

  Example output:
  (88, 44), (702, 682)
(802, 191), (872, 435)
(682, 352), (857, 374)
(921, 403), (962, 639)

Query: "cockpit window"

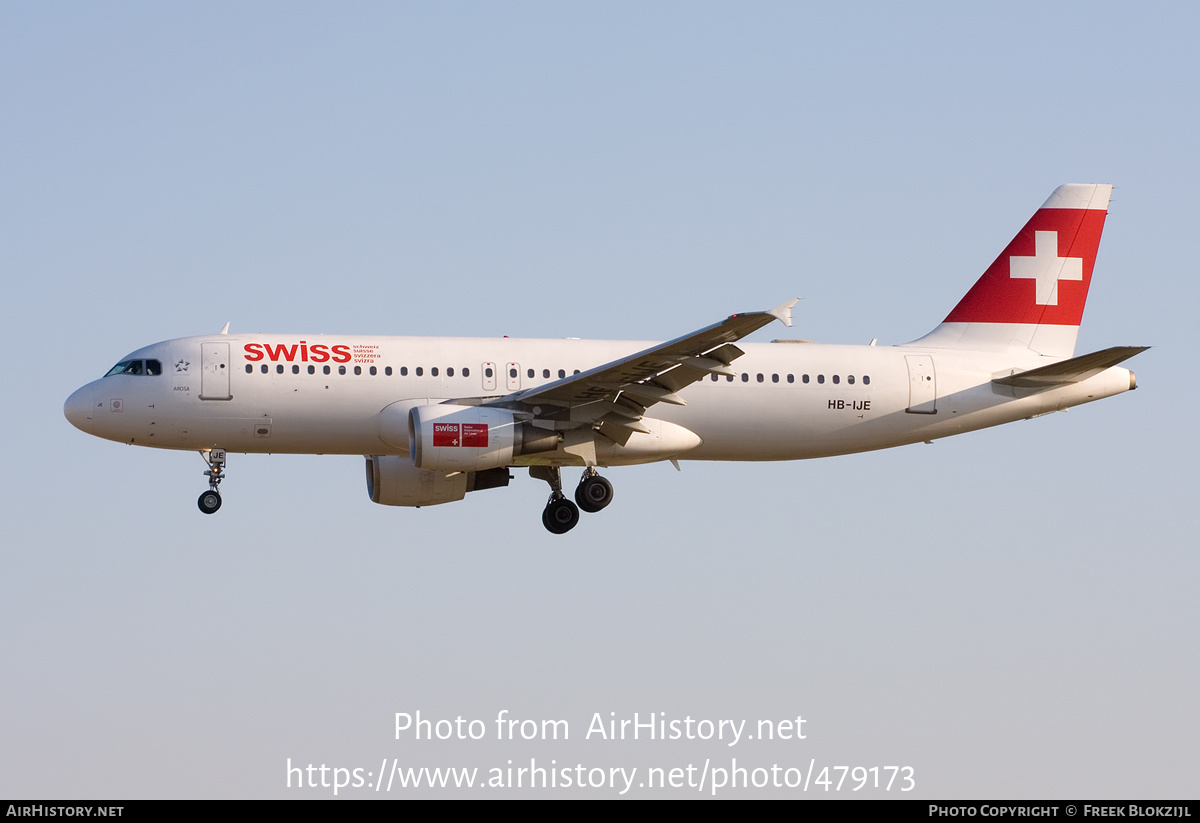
(104, 359), (162, 377)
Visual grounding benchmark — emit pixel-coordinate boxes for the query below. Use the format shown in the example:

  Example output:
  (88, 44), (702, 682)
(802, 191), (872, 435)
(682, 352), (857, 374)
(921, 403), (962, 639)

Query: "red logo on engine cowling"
(431, 422), (488, 448)
(461, 423), (488, 447)
(242, 341), (351, 364)
(433, 423), (460, 447)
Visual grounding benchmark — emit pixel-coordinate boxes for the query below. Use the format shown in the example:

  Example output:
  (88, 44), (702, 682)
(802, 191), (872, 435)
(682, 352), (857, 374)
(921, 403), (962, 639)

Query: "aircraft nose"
(64, 385), (95, 433)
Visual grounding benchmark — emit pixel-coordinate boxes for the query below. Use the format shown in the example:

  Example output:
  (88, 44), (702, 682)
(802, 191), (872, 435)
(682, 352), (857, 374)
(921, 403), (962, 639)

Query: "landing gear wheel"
(197, 490), (222, 514)
(575, 475), (614, 513)
(197, 449), (227, 515)
(542, 498), (580, 534)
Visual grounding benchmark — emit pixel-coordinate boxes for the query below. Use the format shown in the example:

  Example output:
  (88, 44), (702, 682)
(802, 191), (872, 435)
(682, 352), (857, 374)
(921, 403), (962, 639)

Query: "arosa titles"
(243, 341), (351, 364)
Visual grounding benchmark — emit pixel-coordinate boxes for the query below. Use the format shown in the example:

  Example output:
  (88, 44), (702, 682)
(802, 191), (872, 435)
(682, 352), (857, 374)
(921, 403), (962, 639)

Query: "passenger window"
(558, 369), (566, 378)
(339, 366), (346, 375)
(741, 373), (749, 382)
(787, 374), (794, 383)
(711, 374), (718, 382)
(261, 365), (269, 374)
(772, 374), (779, 383)
(847, 375), (855, 384)
(308, 365), (316, 375)
(431, 367), (438, 377)
(802, 374), (810, 384)
(292, 365), (300, 374)
(757, 374), (764, 383)
(276, 365), (284, 374)
(447, 367), (454, 377)
(543, 369), (550, 379)
(245, 364), (252, 374)
(817, 375), (824, 384)
(354, 366), (361, 375)
(323, 365), (331, 375)
(527, 368), (534, 378)
(832, 374), (839, 384)
(863, 375), (871, 385)
(463, 367), (470, 378)
(400, 367), (408, 376)
(485, 367), (493, 378)
(385, 366), (392, 376)
(416, 367), (424, 376)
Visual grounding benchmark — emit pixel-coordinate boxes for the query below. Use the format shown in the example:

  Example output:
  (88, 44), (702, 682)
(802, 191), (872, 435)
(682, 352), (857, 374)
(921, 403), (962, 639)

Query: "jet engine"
(408, 404), (559, 472)
(365, 455), (510, 507)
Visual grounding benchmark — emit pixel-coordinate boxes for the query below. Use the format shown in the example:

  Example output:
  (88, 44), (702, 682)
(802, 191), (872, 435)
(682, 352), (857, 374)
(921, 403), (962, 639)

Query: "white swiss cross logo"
(1009, 230), (1083, 306)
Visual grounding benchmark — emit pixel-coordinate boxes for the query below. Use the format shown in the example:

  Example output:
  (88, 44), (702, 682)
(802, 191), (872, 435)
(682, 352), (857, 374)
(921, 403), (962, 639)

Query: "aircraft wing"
(470, 299), (798, 443)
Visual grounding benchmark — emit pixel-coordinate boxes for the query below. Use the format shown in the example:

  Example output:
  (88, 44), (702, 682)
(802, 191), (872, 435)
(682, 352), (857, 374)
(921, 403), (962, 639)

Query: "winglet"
(767, 298), (800, 328)
(219, 322), (231, 335)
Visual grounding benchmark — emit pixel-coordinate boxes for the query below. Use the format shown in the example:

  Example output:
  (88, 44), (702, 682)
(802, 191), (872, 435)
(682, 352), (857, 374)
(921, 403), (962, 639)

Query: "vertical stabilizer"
(904, 184), (1111, 359)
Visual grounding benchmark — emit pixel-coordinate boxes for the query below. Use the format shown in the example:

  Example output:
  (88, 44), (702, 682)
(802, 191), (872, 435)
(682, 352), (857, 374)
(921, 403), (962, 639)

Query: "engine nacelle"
(409, 404), (515, 471)
(365, 455), (510, 507)
(408, 404), (561, 472)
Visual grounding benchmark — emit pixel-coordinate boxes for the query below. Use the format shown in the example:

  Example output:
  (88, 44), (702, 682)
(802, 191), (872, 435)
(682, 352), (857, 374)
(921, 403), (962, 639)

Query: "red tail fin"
(907, 184), (1111, 358)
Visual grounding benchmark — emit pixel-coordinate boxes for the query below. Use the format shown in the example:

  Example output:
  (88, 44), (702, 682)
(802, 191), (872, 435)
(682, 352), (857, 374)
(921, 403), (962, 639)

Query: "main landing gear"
(197, 448), (226, 515)
(530, 466), (615, 534)
(575, 468), (614, 513)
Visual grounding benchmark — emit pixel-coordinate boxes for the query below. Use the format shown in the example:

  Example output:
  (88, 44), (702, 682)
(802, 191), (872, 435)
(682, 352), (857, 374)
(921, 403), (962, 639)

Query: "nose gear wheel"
(197, 449), (227, 515)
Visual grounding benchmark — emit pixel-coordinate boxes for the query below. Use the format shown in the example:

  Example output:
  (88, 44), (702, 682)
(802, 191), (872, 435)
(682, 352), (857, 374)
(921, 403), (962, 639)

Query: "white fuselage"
(64, 333), (1136, 465)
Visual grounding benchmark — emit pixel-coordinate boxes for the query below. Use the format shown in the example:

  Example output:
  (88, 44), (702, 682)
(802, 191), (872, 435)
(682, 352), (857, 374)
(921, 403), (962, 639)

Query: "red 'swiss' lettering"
(242, 340), (355, 364)
(264, 343), (299, 362)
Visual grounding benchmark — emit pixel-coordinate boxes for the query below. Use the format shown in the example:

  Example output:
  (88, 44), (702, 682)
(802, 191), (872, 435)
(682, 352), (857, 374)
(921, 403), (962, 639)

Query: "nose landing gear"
(197, 448), (226, 514)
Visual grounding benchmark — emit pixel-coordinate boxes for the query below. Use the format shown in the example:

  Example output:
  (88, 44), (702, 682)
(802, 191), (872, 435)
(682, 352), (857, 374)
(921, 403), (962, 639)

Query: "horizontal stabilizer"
(992, 346), (1148, 388)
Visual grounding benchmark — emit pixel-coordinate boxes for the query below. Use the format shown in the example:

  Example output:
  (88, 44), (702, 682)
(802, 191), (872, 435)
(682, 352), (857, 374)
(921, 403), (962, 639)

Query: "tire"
(197, 490), (222, 514)
(541, 499), (580, 534)
(575, 475), (614, 513)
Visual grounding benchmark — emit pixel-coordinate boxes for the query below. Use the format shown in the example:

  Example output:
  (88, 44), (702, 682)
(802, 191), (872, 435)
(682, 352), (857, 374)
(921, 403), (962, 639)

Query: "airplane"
(64, 184), (1145, 534)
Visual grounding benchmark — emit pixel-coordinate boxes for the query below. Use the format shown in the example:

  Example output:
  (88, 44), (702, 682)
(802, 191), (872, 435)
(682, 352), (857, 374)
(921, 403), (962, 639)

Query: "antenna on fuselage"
(219, 322), (230, 335)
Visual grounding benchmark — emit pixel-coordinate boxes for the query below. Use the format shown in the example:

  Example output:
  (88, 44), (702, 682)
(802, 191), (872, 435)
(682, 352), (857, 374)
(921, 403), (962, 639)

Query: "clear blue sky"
(2, 1), (1194, 797)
